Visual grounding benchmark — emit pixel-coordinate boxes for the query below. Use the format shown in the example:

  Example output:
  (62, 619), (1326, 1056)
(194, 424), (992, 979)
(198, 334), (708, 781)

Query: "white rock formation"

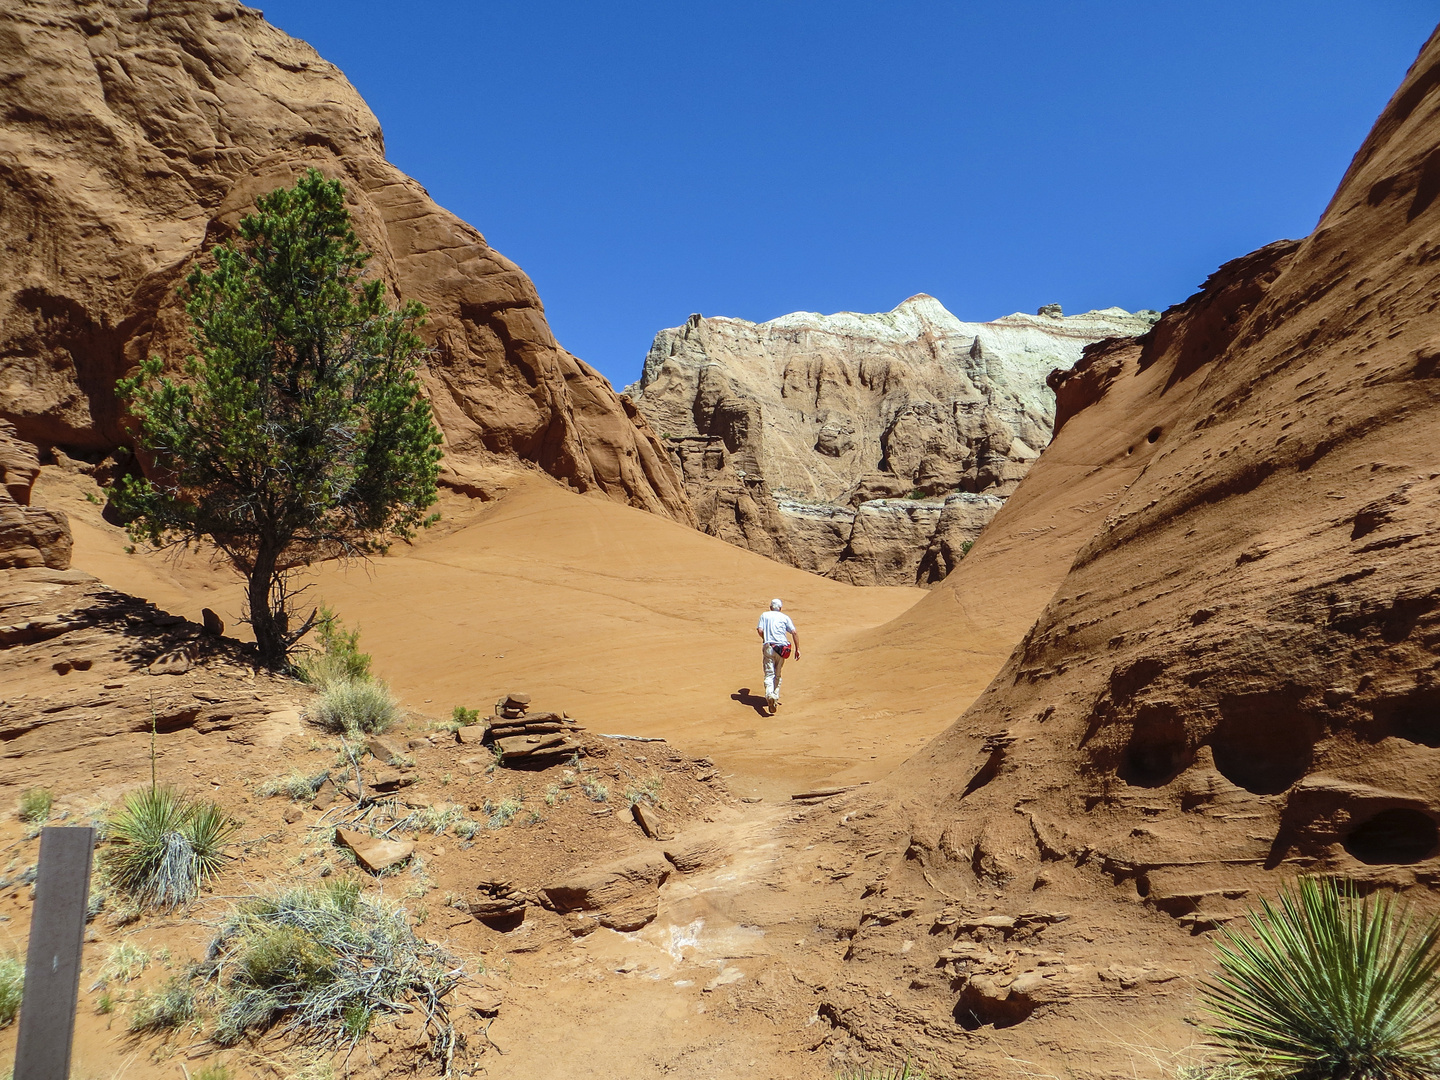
(625, 295), (1157, 584)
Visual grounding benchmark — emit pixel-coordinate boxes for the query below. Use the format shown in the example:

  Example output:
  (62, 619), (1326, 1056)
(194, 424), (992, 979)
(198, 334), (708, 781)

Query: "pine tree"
(111, 169), (443, 667)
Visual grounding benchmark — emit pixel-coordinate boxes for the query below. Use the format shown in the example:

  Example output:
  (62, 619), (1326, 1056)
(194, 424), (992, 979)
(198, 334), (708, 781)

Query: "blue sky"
(260, 1), (1436, 390)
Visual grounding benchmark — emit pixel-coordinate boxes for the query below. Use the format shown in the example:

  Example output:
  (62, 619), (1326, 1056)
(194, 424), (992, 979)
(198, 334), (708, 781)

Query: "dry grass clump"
(18, 787), (52, 824)
(257, 769), (332, 802)
(129, 975), (199, 1033)
(204, 878), (457, 1049)
(0, 954), (23, 1027)
(103, 786), (238, 910)
(309, 678), (399, 736)
(837, 1062), (927, 1080)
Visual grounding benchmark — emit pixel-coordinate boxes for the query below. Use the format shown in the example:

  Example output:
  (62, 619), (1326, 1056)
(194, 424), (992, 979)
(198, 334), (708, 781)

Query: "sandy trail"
(41, 469), (989, 797)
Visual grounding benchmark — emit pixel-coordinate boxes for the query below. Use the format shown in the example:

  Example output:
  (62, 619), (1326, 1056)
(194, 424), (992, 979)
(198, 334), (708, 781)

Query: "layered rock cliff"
(810, 22), (1440, 1074)
(624, 297), (1155, 584)
(0, 0), (692, 523)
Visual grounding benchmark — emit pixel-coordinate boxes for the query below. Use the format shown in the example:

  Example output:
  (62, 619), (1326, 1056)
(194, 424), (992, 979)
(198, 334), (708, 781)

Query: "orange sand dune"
(45, 470), (944, 795)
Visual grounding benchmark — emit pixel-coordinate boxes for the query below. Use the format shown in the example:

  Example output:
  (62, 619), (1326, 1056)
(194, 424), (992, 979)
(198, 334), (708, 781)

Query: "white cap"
(770, 598), (783, 610)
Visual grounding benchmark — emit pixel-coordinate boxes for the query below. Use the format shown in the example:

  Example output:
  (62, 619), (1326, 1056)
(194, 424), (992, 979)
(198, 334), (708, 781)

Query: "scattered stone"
(407, 737), (431, 751)
(455, 724), (488, 746)
(631, 801), (673, 841)
(201, 607), (225, 635)
(469, 879), (528, 920)
(283, 805), (302, 824)
(452, 984), (503, 1015)
(148, 650), (191, 676)
(336, 828), (414, 873)
(367, 734), (407, 765)
(369, 768), (416, 793)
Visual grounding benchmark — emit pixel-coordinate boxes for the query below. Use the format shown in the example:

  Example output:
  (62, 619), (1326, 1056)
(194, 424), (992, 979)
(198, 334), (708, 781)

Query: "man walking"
(756, 598), (800, 715)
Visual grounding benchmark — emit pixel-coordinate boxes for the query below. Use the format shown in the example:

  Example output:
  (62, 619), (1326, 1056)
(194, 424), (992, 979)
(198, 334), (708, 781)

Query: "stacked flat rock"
(485, 692), (585, 765)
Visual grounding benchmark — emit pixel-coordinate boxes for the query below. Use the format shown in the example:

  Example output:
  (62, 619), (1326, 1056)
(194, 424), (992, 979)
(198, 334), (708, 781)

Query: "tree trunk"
(247, 546), (285, 669)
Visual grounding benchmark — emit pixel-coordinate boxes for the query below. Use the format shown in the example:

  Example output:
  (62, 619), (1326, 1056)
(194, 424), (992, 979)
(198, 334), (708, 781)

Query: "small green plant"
(95, 989), (115, 1015)
(18, 788), (52, 824)
(128, 975), (198, 1033)
(452, 818), (481, 840)
(1202, 875), (1440, 1080)
(624, 776), (664, 808)
(103, 787), (238, 910)
(451, 705), (481, 727)
(485, 798), (523, 829)
(959, 539), (974, 557)
(544, 784), (570, 807)
(257, 769), (331, 802)
(206, 878), (454, 1049)
(310, 677), (399, 736)
(0, 954), (23, 1027)
(296, 606), (372, 688)
(194, 1066), (233, 1080)
(581, 776), (609, 803)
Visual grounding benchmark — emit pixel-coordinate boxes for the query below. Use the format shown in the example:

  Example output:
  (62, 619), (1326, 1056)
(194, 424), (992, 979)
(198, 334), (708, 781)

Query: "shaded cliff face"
(806, 23), (1440, 1074)
(625, 296), (1155, 584)
(0, 0), (692, 522)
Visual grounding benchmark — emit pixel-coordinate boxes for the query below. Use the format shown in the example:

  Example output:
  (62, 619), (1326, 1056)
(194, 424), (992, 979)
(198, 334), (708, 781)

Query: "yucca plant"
(1202, 875), (1440, 1080)
(104, 787), (238, 910)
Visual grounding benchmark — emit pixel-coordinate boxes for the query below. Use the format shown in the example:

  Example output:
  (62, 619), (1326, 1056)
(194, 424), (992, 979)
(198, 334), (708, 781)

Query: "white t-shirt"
(758, 610), (796, 646)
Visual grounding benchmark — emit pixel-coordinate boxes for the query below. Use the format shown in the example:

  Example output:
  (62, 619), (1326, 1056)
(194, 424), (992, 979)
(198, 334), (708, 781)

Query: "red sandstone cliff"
(811, 23), (1440, 1072)
(0, 0), (693, 523)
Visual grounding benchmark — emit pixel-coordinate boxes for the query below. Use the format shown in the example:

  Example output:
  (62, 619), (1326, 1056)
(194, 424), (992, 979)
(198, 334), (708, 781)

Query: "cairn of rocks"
(482, 692), (585, 766)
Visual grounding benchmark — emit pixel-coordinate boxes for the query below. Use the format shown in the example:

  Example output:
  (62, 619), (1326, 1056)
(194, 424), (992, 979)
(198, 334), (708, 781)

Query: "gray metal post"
(14, 826), (94, 1080)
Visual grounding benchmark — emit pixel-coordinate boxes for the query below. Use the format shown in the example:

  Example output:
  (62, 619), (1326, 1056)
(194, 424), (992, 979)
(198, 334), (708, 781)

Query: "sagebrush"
(310, 677), (399, 736)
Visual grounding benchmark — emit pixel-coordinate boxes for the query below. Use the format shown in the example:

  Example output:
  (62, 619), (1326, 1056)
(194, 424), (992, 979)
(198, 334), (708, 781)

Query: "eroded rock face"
(0, 0), (691, 523)
(0, 421), (70, 570)
(814, 26), (1440, 1067)
(625, 297), (1155, 584)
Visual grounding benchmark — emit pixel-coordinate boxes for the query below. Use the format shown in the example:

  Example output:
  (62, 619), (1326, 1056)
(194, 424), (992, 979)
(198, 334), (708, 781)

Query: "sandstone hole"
(1344, 808), (1439, 865)
(953, 984), (1036, 1030)
(1375, 688), (1440, 747)
(1118, 704), (1193, 787)
(1211, 692), (1318, 794)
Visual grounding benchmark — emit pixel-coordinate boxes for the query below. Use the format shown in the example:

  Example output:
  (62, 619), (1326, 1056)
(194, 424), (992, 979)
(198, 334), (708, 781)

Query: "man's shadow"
(731, 687), (769, 716)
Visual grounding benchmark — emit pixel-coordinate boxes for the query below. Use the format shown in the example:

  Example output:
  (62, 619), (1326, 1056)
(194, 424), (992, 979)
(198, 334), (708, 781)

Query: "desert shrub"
(103, 787), (238, 910)
(309, 678), (398, 736)
(451, 705), (481, 726)
(257, 769), (331, 802)
(129, 975), (199, 1033)
(0, 954), (23, 1027)
(194, 1067), (232, 1080)
(452, 818), (482, 840)
(206, 878), (455, 1048)
(296, 607), (372, 688)
(959, 539), (974, 557)
(18, 788), (52, 824)
(1202, 875), (1440, 1080)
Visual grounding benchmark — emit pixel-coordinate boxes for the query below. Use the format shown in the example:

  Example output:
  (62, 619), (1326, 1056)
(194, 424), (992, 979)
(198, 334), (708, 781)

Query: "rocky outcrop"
(625, 297), (1155, 583)
(817, 23), (1440, 1073)
(0, 0), (692, 524)
(0, 421), (70, 570)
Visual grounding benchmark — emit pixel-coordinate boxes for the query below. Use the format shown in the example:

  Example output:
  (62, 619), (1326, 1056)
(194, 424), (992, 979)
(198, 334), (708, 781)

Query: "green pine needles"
(1202, 876), (1440, 1080)
(103, 787), (238, 910)
(110, 168), (443, 667)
